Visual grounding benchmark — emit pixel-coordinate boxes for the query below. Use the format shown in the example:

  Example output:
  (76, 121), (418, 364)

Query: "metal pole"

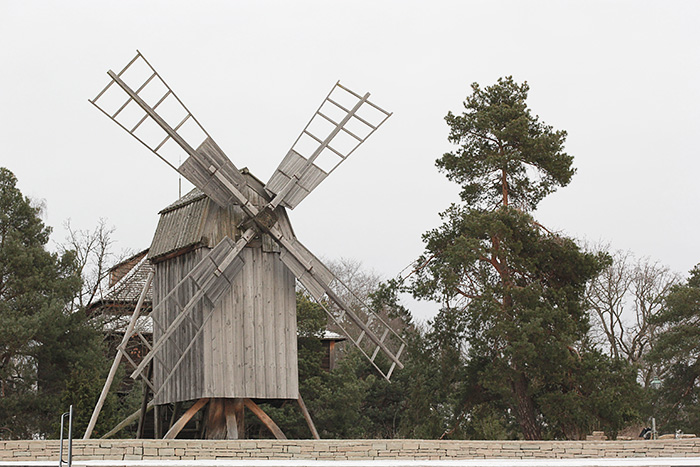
(59, 405), (73, 467)
(652, 417), (657, 440)
(68, 405), (73, 467)
(59, 413), (65, 466)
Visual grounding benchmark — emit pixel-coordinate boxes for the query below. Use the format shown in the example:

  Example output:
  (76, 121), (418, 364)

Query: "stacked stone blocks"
(1, 439), (699, 461)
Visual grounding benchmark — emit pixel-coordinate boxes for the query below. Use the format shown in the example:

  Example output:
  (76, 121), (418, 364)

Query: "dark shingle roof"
(89, 252), (153, 309)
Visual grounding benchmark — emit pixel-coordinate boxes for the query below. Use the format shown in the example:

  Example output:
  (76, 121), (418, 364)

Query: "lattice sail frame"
(265, 82), (392, 210)
(90, 51), (211, 172)
(276, 229), (405, 381)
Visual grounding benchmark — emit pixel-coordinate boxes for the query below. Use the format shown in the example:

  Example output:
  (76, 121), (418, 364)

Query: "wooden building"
(85, 53), (404, 439)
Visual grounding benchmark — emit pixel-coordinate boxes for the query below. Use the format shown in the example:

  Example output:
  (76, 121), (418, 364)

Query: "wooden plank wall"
(152, 250), (206, 404)
(151, 174), (299, 404)
(204, 247), (298, 399)
(153, 246), (298, 403)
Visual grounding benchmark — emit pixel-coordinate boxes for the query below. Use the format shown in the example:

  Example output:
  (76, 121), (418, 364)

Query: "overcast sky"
(1, 1), (699, 322)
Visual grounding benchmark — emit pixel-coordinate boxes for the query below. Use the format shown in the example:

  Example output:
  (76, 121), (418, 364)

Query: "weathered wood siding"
(151, 173), (299, 404)
(152, 250), (206, 404)
(153, 246), (298, 403)
(202, 246), (297, 399)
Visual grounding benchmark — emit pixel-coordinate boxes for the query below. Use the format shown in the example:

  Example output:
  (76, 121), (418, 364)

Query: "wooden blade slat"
(264, 82), (391, 210)
(371, 328), (390, 362)
(91, 52), (250, 208)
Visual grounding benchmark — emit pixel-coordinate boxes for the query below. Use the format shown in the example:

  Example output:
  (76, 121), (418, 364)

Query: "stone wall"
(1, 439), (700, 461)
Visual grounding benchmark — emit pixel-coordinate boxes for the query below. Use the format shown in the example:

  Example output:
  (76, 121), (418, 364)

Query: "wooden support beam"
(205, 399), (227, 439)
(83, 270), (154, 439)
(224, 399), (244, 439)
(233, 399), (245, 439)
(243, 398), (287, 440)
(101, 401), (153, 439)
(164, 398), (209, 440)
(297, 394), (320, 440)
(136, 363), (151, 439)
(168, 402), (181, 431)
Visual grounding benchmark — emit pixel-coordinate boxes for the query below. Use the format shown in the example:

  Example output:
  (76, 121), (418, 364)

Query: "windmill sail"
(273, 225), (405, 381)
(264, 82), (392, 210)
(89, 51), (249, 209)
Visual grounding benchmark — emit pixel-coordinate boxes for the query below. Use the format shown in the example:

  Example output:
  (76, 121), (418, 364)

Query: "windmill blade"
(130, 229), (255, 380)
(278, 239), (405, 381)
(89, 51), (250, 209)
(268, 216), (404, 380)
(265, 82), (392, 210)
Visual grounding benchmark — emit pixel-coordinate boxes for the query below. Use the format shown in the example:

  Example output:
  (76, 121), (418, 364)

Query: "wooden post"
(224, 399), (240, 439)
(242, 398), (287, 440)
(136, 363), (151, 438)
(154, 405), (162, 439)
(83, 270), (154, 439)
(168, 402), (181, 432)
(164, 398), (209, 439)
(297, 394), (320, 439)
(205, 398), (227, 439)
(233, 398), (245, 438)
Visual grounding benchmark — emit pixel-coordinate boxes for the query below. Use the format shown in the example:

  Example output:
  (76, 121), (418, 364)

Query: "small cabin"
(88, 250), (154, 390)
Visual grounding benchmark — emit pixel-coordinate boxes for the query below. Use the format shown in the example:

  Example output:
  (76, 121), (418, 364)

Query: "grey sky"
(1, 1), (699, 322)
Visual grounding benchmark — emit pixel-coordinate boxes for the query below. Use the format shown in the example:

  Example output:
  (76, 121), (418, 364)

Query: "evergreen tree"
(0, 167), (107, 438)
(407, 78), (638, 439)
(647, 265), (700, 435)
(261, 289), (411, 439)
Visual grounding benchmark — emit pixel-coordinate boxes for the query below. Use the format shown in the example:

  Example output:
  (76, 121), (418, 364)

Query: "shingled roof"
(88, 249), (153, 314)
(148, 170), (271, 262)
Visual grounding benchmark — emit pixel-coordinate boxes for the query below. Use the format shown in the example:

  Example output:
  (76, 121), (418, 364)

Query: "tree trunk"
(512, 372), (541, 440)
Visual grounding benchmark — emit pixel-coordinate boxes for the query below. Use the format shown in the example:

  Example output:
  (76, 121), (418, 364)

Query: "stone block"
(143, 447), (159, 456)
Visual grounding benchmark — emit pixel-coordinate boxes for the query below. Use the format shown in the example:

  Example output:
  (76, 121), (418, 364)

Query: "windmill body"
(84, 51), (406, 439)
(149, 173), (298, 405)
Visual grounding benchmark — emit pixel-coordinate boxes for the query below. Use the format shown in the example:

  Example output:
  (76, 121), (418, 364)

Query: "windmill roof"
(149, 191), (211, 260)
(159, 187), (207, 214)
(148, 169), (271, 262)
(88, 250), (153, 312)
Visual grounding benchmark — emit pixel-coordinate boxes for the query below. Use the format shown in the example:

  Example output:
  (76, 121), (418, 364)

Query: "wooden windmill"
(83, 51), (406, 440)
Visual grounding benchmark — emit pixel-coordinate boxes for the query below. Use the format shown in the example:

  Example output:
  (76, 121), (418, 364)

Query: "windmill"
(83, 51), (406, 440)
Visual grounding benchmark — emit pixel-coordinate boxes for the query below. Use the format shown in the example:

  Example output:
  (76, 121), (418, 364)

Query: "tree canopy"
(0, 167), (109, 439)
(647, 265), (700, 435)
(405, 78), (639, 439)
(439, 76), (573, 211)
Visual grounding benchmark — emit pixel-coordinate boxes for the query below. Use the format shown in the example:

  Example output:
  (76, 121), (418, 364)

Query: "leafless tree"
(586, 246), (679, 386)
(322, 257), (410, 366)
(327, 257), (384, 310)
(58, 219), (122, 312)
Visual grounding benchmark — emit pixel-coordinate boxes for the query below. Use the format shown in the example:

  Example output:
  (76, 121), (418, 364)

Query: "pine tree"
(408, 78), (638, 439)
(647, 265), (700, 435)
(0, 167), (106, 438)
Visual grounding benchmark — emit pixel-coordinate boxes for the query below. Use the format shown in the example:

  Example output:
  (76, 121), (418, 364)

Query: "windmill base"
(159, 396), (318, 440)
